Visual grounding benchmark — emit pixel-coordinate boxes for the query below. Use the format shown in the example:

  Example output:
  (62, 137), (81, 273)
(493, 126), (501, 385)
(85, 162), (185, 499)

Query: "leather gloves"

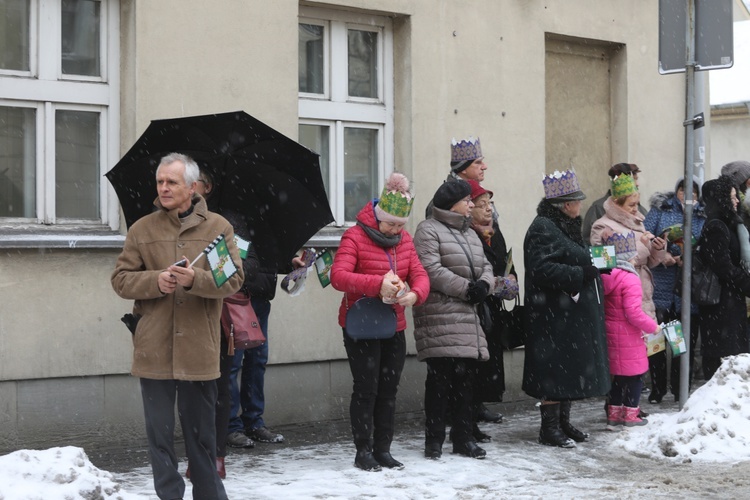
(466, 280), (490, 304)
(582, 265), (600, 283)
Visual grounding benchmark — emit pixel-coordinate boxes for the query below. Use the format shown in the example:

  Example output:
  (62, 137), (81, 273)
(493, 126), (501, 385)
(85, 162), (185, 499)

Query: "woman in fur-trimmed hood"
(642, 176), (705, 403)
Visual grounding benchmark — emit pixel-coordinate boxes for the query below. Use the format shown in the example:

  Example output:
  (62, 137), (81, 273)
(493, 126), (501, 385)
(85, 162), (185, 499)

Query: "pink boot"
(623, 406), (648, 427)
(606, 405), (625, 430)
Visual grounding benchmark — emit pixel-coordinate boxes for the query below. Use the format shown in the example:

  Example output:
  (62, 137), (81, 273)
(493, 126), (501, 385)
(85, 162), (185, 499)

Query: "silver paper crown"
(542, 169), (582, 199)
(451, 136), (483, 163)
(602, 231), (638, 257)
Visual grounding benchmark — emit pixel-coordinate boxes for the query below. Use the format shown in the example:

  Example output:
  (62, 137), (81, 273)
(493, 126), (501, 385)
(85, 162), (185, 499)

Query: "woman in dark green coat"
(522, 170), (610, 448)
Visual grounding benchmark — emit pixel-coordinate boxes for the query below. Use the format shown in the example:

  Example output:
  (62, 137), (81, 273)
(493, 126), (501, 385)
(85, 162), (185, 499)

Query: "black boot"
(424, 440), (442, 460)
(559, 400), (589, 442)
(472, 422), (492, 443)
(538, 403), (576, 448)
(476, 403), (503, 423)
(452, 440), (487, 459)
(354, 443), (382, 471)
(373, 451), (404, 469)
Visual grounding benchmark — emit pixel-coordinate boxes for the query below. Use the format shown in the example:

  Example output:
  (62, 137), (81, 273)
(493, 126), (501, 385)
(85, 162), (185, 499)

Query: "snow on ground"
(2, 355), (750, 499)
(613, 353), (750, 463)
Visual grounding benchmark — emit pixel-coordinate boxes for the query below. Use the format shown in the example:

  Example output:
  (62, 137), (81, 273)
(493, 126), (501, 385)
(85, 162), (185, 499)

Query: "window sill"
(0, 225), (125, 249)
(304, 226), (346, 249)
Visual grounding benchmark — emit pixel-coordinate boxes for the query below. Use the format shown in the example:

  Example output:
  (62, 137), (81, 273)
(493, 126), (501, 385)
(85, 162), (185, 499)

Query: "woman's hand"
(380, 273), (399, 298)
(396, 291), (418, 307)
(651, 236), (667, 251)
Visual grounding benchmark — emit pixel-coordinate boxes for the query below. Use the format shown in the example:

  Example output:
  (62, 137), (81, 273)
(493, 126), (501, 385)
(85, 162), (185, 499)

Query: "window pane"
(0, 0), (31, 71)
(299, 24), (324, 94)
(298, 124), (330, 198)
(56, 110), (99, 219)
(348, 30), (378, 98)
(61, 0), (101, 77)
(0, 106), (36, 218)
(344, 128), (378, 221)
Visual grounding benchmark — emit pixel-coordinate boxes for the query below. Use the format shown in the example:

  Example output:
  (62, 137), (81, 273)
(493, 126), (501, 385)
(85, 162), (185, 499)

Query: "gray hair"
(156, 152), (200, 185)
(549, 200), (567, 210)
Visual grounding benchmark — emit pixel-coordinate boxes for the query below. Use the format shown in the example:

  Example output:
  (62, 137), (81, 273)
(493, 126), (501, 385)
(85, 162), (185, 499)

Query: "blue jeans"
(228, 297), (270, 433)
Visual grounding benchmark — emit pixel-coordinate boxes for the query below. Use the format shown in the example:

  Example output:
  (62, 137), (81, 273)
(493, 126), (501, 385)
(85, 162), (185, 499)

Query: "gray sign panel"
(659, 0), (733, 74)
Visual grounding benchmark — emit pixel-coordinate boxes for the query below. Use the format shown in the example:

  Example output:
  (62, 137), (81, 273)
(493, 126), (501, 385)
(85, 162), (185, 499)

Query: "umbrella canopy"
(105, 111), (334, 272)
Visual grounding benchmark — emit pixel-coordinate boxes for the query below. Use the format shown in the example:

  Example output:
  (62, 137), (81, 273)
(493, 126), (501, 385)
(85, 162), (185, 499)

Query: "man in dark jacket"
(582, 163), (647, 243)
(112, 153), (243, 500)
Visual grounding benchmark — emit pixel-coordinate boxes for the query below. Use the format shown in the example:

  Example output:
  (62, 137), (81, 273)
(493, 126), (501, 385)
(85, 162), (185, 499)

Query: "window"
(298, 7), (394, 226)
(0, 0), (119, 230)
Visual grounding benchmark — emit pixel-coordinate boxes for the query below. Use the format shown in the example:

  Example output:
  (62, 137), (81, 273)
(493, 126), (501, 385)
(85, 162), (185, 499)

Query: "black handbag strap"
(439, 221), (478, 281)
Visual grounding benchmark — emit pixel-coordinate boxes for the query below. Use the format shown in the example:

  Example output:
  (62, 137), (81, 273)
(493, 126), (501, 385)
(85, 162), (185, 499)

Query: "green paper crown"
(611, 174), (638, 198)
(378, 190), (415, 219)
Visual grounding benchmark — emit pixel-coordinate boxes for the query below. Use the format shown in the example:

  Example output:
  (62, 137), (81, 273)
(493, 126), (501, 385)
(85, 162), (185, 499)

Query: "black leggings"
(609, 375), (643, 408)
(343, 329), (406, 452)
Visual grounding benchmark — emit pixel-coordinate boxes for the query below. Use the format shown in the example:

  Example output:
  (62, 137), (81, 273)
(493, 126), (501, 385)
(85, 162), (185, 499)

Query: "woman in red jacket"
(331, 172), (430, 472)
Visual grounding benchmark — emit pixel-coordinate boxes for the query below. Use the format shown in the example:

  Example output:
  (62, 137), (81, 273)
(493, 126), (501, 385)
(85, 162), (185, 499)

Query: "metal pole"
(679, 0), (696, 410)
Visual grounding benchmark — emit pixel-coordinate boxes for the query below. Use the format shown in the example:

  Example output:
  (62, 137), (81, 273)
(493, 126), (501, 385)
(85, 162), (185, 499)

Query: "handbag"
(496, 297), (527, 349)
(690, 252), (721, 306)
(345, 297), (397, 340)
(221, 290), (265, 355)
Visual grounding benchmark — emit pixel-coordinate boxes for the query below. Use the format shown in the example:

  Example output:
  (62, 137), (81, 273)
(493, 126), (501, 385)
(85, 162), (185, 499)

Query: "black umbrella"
(105, 111), (334, 272)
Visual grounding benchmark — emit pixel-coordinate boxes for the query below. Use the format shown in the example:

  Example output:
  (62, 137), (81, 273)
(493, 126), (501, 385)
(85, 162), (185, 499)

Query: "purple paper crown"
(542, 169), (582, 199)
(602, 231), (638, 257)
(451, 136), (483, 163)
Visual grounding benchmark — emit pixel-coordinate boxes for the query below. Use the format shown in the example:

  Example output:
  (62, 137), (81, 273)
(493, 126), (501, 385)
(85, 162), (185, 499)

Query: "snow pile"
(614, 353), (750, 462)
(0, 446), (140, 500)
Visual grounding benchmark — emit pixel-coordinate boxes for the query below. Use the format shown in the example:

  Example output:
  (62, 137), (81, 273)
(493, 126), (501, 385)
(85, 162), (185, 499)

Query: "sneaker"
(248, 426), (284, 443)
(227, 430), (255, 448)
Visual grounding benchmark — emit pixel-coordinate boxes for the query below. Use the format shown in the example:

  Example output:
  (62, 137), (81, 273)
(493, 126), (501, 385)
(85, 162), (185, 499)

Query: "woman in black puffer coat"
(698, 176), (750, 379)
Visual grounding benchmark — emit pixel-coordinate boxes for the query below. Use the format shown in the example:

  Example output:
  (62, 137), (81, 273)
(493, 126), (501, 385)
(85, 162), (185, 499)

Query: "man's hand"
(158, 271), (178, 294)
(166, 256), (195, 289)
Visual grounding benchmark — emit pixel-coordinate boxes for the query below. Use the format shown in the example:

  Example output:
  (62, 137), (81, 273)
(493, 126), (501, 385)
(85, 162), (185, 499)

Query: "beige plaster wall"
(0, 0), (690, 449)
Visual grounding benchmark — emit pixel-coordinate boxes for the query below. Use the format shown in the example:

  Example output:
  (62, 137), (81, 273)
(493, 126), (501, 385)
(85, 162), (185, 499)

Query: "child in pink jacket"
(600, 231), (661, 428)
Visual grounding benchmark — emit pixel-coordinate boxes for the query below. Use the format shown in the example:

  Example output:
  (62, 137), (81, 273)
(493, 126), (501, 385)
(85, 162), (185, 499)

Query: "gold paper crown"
(451, 136), (483, 163)
(542, 169), (582, 199)
(611, 174), (638, 198)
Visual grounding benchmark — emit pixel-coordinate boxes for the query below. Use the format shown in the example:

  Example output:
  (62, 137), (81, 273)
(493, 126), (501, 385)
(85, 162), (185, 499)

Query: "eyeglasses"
(197, 179), (208, 184)
(473, 201), (491, 210)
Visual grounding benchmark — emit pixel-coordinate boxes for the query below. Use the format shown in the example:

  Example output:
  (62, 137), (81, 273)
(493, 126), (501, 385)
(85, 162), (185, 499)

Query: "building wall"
(0, 0), (688, 452)
(710, 113), (750, 172)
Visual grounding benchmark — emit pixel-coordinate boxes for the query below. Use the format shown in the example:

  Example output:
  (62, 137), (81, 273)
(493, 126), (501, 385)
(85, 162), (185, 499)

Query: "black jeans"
(140, 378), (227, 500)
(343, 329), (406, 452)
(424, 357), (477, 446)
(215, 333), (232, 457)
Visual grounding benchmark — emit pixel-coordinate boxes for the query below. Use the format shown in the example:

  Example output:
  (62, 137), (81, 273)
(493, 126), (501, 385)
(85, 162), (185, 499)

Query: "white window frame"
(0, 0), (120, 234)
(299, 6), (394, 227)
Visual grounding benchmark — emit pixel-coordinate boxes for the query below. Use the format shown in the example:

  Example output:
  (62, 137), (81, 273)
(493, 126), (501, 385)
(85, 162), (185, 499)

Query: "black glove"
(466, 280), (490, 304)
(582, 265), (600, 283)
(599, 267), (612, 275)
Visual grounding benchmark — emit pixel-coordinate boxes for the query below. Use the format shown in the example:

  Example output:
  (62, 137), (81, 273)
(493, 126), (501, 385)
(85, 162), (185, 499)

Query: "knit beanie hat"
(374, 172), (415, 224)
(433, 179), (472, 210)
(720, 161), (750, 193)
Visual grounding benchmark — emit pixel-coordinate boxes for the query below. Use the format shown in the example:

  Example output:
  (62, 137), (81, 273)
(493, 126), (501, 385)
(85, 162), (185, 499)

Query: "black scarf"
(357, 221), (402, 248)
(536, 198), (585, 247)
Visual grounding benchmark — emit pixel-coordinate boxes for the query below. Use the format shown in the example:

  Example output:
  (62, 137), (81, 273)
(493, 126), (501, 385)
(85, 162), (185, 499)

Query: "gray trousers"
(140, 378), (227, 500)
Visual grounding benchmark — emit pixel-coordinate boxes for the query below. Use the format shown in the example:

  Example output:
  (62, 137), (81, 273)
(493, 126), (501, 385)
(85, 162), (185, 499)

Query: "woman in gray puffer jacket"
(413, 180), (493, 461)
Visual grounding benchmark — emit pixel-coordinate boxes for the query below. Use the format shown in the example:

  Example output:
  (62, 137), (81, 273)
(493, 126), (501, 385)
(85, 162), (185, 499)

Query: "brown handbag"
(220, 290), (265, 355)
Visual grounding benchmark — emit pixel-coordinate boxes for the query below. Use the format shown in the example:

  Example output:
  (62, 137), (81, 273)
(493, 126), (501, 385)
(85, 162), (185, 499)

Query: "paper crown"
(611, 174), (638, 198)
(451, 136), (483, 163)
(376, 173), (415, 220)
(602, 231), (638, 257)
(542, 169), (582, 199)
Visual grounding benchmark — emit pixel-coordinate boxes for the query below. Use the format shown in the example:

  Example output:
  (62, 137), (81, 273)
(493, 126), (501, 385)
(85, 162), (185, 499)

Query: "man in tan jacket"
(112, 153), (243, 500)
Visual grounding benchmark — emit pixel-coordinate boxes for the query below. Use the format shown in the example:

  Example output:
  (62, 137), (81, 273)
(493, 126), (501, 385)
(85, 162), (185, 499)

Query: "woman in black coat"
(523, 170), (610, 448)
(466, 180), (517, 440)
(698, 176), (750, 379)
